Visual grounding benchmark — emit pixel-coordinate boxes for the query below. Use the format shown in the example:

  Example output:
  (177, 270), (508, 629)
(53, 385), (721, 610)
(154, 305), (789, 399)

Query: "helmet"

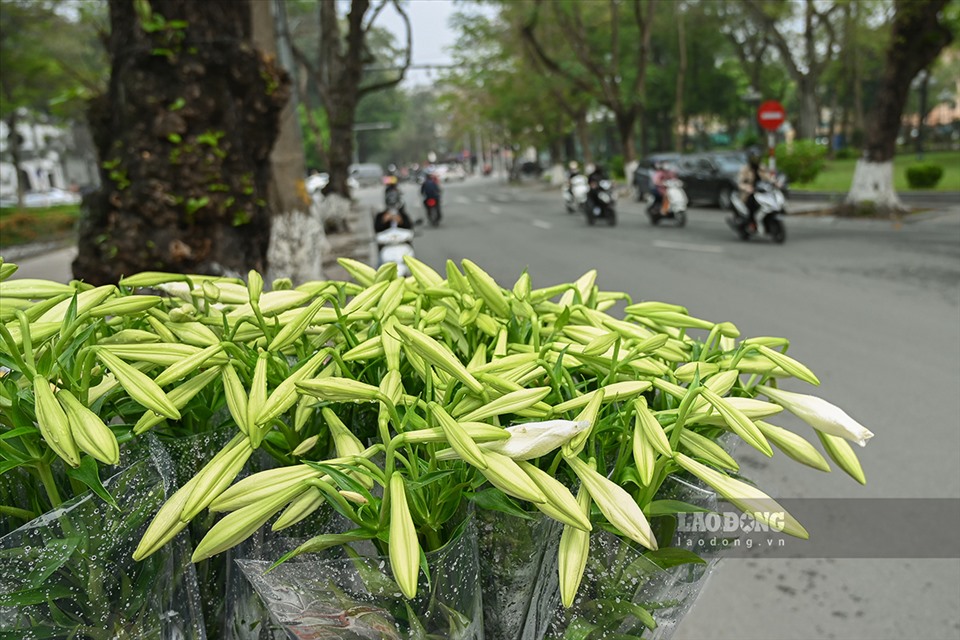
(747, 147), (762, 165)
(387, 163), (397, 174)
(568, 161), (579, 171)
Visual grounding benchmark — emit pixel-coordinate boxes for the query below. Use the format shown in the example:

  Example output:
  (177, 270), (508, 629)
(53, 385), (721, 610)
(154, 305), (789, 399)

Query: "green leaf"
(404, 469), (456, 491)
(0, 426), (36, 440)
(592, 598), (658, 632)
(643, 547), (707, 570)
(65, 456), (119, 509)
(0, 584), (74, 607)
(468, 488), (534, 520)
(644, 500), (714, 517)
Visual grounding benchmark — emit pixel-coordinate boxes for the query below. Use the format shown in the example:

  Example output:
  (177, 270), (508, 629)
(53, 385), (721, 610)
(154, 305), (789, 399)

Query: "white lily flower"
(759, 386), (874, 447)
(483, 420), (590, 460)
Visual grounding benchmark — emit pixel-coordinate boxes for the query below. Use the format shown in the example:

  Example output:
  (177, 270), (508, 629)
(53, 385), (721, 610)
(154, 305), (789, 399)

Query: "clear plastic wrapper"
(237, 518), (482, 640)
(0, 443), (206, 639)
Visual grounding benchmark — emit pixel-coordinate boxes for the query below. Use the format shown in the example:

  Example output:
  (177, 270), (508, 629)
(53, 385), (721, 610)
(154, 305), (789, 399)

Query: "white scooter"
(646, 178), (688, 226)
(376, 226), (415, 277)
(563, 174), (590, 214)
(727, 180), (787, 243)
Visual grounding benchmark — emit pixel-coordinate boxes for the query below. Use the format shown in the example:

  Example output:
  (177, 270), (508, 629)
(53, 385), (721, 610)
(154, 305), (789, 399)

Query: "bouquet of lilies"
(0, 254), (872, 615)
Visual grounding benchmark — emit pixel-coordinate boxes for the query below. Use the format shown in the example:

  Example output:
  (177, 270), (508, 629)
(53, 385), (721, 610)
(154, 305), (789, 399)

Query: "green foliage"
(609, 155), (625, 180)
(833, 147), (859, 160)
(905, 162), (945, 188)
(774, 140), (827, 184)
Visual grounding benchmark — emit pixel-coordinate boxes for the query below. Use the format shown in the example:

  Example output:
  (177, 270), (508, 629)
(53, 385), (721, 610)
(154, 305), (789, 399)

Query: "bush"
(834, 147), (859, 160)
(905, 163), (944, 189)
(775, 140), (827, 184)
(609, 155), (625, 180)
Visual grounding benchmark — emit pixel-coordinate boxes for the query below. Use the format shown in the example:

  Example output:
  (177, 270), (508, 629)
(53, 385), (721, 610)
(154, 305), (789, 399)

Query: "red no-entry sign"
(757, 100), (786, 132)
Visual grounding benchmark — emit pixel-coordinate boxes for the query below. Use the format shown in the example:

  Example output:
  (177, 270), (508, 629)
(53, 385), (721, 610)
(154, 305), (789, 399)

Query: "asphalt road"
(5, 178), (959, 640)
(363, 176), (960, 640)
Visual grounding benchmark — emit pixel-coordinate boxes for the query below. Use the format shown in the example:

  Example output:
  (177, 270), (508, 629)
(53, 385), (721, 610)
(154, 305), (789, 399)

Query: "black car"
(674, 152), (745, 210)
(632, 153), (682, 201)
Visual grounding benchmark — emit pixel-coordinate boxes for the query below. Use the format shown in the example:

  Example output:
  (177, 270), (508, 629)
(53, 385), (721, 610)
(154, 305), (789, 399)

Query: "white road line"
(653, 240), (724, 254)
(489, 206), (502, 215)
(454, 196), (470, 204)
(532, 219), (553, 230)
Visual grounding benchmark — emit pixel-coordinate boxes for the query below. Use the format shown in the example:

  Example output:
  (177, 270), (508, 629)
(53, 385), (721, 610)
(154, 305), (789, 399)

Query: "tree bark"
(845, 0), (952, 212)
(73, 0), (288, 284)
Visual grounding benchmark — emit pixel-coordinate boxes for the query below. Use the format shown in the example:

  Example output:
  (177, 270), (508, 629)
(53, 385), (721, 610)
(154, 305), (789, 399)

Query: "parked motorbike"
(585, 178), (617, 226)
(376, 226), (415, 277)
(727, 180), (787, 243)
(563, 174), (589, 214)
(646, 178), (688, 226)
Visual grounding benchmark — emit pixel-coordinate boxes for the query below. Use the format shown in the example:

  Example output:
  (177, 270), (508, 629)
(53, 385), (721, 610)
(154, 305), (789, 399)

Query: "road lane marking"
(653, 240), (724, 254)
(532, 219), (553, 230)
(454, 196), (470, 204)
(489, 206), (502, 215)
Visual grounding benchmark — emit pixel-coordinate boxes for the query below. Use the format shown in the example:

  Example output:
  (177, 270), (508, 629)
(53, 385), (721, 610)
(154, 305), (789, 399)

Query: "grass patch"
(0, 204), (80, 247)
(791, 150), (960, 192)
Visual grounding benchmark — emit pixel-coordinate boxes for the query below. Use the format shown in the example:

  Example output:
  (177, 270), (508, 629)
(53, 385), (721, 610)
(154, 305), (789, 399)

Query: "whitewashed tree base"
(548, 164), (565, 186)
(845, 160), (905, 213)
(266, 199), (330, 285)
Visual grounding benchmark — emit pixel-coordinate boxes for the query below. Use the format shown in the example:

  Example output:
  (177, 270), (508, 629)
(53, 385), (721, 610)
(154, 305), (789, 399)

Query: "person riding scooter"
(737, 149), (774, 231)
(374, 206), (412, 234)
(586, 164), (607, 211)
(651, 162), (677, 214)
(420, 170), (442, 225)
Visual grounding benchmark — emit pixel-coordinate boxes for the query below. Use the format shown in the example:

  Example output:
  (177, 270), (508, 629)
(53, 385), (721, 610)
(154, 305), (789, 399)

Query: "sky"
(374, 0), (473, 87)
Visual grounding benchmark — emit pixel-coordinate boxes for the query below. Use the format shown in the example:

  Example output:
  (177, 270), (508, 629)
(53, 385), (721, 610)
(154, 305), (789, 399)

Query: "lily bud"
(566, 456), (657, 550)
(485, 420), (589, 460)
(388, 473), (421, 599)
(759, 386), (874, 447)
(558, 485), (592, 607)
(674, 453), (808, 539)
(817, 431), (867, 484)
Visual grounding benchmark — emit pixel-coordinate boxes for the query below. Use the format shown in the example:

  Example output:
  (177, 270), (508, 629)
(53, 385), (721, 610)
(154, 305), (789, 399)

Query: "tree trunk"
(614, 110), (636, 164)
(252, 0), (326, 285)
(798, 78), (819, 141)
(73, 0), (288, 284)
(845, 0), (952, 212)
(4, 110), (25, 207)
(575, 113), (593, 164)
(673, 5), (687, 154)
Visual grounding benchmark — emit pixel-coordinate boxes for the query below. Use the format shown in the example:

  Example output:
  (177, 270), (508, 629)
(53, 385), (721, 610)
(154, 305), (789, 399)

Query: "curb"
(0, 238), (75, 263)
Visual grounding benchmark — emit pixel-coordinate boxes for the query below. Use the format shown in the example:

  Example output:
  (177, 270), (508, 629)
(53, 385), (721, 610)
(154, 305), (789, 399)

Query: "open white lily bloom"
(483, 420), (590, 460)
(759, 385), (874, 447)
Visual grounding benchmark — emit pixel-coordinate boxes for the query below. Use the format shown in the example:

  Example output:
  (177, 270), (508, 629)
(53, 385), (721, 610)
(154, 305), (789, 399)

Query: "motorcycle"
(376, 226), (415, 277)
(585, 178), (617, 226)
(727, 180), (787, 243)
(423, 195), (441, 227)
(646, 178), (688, 226)
(563, 174), (590, 214)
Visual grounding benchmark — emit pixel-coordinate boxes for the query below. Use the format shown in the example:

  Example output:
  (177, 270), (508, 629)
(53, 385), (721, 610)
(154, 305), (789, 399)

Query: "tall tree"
(520, 0), (655, 164)
(72, 0), (288, 284)
(288, 0), (411, 198)
(845, 0), (954, 211)
(252, 0), (326, 284)
(743, 0), (842, 140)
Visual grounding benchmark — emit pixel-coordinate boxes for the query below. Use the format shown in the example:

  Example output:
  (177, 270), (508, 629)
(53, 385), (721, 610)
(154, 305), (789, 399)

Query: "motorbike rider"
(737, 149), (773, 230)
(586, 163), (608, 213)
(651, 162), (676, 214)
(374, 206), (412, 234)
(420, 170), (442, 218)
